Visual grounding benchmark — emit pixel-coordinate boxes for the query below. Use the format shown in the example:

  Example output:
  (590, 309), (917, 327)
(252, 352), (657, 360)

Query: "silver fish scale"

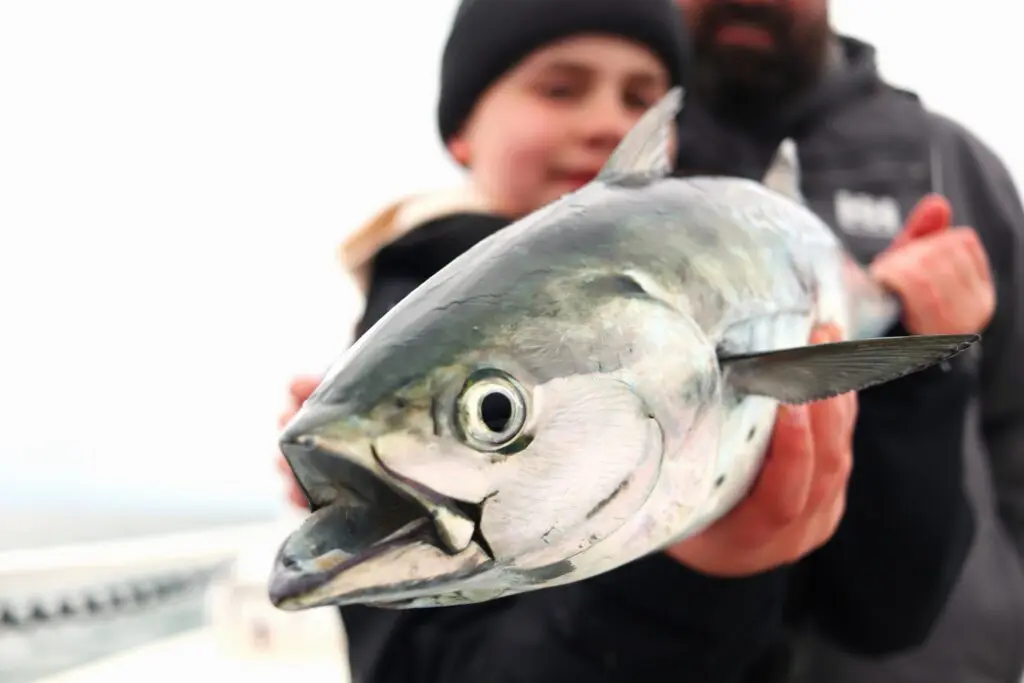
(543, 176), (848, 545)
(560, 175), (842, 340)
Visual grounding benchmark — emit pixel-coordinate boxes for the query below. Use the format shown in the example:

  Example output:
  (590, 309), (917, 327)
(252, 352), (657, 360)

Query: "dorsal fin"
(762, 138), (804, 204)
(596, 86), (684, 186)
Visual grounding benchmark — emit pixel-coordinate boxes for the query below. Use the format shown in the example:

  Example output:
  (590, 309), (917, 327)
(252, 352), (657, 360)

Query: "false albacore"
(269, 87), (978, 611)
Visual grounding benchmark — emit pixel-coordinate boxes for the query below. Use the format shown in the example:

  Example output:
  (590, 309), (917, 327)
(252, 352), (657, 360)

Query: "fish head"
(269, 87), (720, 610)
(268, 226), (714, 610)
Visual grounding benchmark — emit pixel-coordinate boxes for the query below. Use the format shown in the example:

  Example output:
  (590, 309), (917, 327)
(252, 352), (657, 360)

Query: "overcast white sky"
(0, 1), (1017, 516)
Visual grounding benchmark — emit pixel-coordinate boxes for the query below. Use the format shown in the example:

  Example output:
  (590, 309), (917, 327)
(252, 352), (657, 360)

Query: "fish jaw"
(268, 497), (493, 610)
(269, 405), (497, 610)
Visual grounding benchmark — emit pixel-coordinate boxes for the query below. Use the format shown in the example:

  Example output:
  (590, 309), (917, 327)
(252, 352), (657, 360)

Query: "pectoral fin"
(721, 334), (979, 404)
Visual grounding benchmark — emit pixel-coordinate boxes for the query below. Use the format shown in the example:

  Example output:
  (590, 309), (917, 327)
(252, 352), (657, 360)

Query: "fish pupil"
(480, 392), (513, 433)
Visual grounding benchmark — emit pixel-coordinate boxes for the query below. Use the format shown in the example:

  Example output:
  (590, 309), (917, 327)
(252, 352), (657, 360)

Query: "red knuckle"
(734, 525), (771, 552)
(767, 505), (800, 528)
(834, 452), (854, 482)
(923, 281), (945, 308)
(820, 446), (852, 481)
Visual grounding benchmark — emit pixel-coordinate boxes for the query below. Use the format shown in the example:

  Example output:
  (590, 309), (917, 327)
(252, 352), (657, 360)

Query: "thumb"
(289, 375), (322, 404)
(888, 193), (951, 252)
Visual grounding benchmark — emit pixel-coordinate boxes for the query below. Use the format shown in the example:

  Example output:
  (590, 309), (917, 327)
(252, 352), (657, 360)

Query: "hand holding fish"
(267, 90), (978, 611)
(664, 325), (855, 577)
(870, 194), (995, 336)
(277, 375), (320, 509)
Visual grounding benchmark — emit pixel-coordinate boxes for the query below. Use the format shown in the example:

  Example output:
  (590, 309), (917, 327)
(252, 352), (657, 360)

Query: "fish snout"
(279, 400), (345, 450)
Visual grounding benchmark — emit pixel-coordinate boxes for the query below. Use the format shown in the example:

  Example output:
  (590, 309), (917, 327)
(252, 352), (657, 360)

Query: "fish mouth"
(269, 435), (494, 611)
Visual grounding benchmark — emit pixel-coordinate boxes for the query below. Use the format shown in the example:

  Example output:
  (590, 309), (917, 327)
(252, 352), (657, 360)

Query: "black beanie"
(437, 0), (691, 144)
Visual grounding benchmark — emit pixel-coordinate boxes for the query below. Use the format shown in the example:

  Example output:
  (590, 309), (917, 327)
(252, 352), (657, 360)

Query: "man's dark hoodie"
(331, 36), (1001, 683)
(675, 35), (1024, 683)
(701, 37), (1024, 683)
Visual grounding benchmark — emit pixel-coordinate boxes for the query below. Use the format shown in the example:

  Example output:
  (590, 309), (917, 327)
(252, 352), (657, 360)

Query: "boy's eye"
(624, 89), (658, 111)
(533, 77), (585, 101)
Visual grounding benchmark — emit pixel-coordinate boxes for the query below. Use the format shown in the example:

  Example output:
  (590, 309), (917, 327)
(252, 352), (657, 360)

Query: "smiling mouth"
(268, 439), (493, 609)
(715, 23), (775, 49)
(553, 171), (598, 189)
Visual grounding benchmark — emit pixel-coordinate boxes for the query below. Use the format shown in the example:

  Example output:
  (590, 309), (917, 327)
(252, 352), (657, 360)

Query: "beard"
(690, 1), (830, 121)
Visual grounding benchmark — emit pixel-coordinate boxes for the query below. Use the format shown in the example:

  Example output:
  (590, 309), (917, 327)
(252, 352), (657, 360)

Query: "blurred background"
(0, 0), (1016, 681)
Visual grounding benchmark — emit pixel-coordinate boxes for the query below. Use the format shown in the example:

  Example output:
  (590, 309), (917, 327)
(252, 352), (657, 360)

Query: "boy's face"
(448, 35), (672, 218)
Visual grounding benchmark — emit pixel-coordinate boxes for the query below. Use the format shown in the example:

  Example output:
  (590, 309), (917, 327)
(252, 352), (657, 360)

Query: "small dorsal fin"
(762, 138), (804, 204)
(597, 86), (684, 186)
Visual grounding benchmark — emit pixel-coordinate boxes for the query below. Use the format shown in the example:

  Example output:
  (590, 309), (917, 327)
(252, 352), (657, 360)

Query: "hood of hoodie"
(675, 34), (886, 178)
(339, 185), (494, 295)
(775, 35), (884, 134)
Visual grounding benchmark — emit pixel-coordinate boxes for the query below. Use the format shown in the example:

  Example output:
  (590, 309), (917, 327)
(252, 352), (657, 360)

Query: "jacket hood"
(339, 185), (494, 294)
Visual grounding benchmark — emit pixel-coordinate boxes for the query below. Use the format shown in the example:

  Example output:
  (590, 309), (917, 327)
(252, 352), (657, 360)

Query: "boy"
(279, 0), (979, 680)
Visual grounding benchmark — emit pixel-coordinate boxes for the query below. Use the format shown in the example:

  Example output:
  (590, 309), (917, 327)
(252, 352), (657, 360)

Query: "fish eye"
(456, 371), (529, 452)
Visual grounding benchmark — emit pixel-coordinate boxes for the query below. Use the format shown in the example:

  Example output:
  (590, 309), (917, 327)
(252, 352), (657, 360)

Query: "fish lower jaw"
(289, 436), (482, 557)
(270, 442), (496, 609)
(268, 489), (493, 610)
(267, 491), (421, 598)
(268, 497), (494, 610)
(365, 443), (485, 557)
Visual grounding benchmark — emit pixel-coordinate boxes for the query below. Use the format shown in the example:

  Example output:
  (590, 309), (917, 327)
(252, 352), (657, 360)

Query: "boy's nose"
(580, 103), (637, 153)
